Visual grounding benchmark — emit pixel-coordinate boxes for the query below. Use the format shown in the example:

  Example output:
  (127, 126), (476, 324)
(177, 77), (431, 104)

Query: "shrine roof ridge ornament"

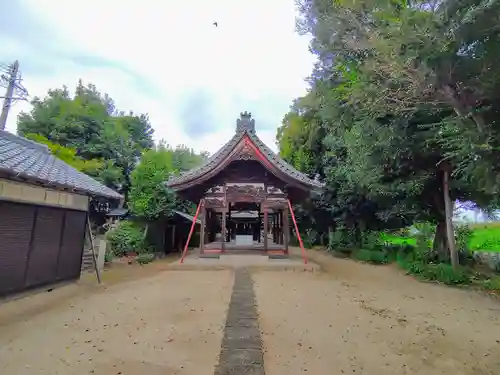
(236, 111), (256, 134)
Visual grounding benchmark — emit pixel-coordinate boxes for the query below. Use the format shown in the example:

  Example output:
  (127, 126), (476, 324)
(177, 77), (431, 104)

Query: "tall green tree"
(128, 142), (207, 224)
(128, 144), (177, 221)
(17, 80), (154, 195)
(279, 0), (500, 262)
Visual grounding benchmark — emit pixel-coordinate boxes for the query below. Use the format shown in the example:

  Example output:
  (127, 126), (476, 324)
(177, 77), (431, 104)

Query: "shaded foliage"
(17, 80), (154, 196)
(278, 0), (500, 263)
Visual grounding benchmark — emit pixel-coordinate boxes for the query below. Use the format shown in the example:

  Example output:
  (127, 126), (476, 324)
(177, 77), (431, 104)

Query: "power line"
(0, 60), (30, 130)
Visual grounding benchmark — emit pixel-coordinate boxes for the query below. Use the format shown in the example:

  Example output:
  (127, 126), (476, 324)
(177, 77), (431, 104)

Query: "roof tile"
(0, 130), (122, 200)
(166, 127), (323, 190)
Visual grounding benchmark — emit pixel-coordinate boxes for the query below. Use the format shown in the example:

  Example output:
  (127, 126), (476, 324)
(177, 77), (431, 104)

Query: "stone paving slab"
(214, 269), (265, 375)
(170, 254), (321, 272)
(225, 317), (260, 329)
(218, 348), (263, 367)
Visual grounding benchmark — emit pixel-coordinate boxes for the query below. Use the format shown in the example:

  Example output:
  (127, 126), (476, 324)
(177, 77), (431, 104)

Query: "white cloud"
(4, 0), (314, 154)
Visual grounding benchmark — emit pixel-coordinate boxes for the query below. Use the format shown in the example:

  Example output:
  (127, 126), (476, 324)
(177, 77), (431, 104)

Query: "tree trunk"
(328, 226), (333, 247)
(143, 223), (149, 241)
(432, 221), (448, 262)
(442, 169), (459, 270)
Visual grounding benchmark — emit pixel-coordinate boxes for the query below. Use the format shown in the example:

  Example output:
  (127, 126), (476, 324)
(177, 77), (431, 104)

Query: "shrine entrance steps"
(170, 252), (320, 272)
(204, 241), (286, 252)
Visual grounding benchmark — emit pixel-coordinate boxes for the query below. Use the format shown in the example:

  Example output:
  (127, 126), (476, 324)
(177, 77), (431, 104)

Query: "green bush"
(399, 260), (469, 285)
(327, 229), (356, 252)
(400, 260), (427, 275)
(455, 224), (474, 252)
(353, 249), (389, 264)
(104, 249), (114, 263)
(361, 231), (382, 251)
(106, 220), (145, 257)
(303, 228), (317, 248)
(136, 253), (155, 265)
(483, 276), (500, 292)
(423, 263), (470, 285)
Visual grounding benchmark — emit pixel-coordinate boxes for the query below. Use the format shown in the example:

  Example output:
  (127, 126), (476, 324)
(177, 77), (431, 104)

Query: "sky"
(0, 0), (315, 154)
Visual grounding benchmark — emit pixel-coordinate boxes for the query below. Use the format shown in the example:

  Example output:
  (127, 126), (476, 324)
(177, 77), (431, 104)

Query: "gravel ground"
(0, 270), (232, 375)
(2, 250), (500, 375)
(254, 250), (500, 375)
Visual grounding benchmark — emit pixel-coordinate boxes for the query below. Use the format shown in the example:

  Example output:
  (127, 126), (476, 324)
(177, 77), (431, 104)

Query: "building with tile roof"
(165, 112), (323, 256)
(0, 130), (122, 200)
(0, 130), (122, 298)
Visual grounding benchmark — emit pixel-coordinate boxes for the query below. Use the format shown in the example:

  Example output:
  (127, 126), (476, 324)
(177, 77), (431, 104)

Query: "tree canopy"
(128, 142), (206, 221)
(16, 80), (208, 223)
(17, 80), (155, 196)
(278, 0), (500, 259)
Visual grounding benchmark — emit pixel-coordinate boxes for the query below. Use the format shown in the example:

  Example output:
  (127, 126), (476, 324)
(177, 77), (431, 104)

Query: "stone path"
(215, 268), (265, 375)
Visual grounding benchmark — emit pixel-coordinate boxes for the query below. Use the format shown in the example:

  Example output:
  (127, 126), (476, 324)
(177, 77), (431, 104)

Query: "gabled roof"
(166, 112), (323, 191)
(173, 209), (201, 224)
(107, 207), (130, 217)
(0, 130), (122, 200)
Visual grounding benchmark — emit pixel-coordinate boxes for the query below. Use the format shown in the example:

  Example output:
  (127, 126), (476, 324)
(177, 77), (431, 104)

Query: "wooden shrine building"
(166, 112), (323, 255)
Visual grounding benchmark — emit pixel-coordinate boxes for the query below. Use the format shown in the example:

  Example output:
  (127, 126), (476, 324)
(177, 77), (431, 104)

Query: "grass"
(382, 222), (500, 252)
(468, 223), (500, 252)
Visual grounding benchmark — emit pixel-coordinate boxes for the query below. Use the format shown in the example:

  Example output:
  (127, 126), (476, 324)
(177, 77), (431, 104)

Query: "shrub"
(104, 249), (114, 263)
(423, 263), (470, 285)
(383, 243), (410, 262)
(106, 220), (145, 257)
(361, 231), (382, 251)
(303, 228), (317, 248)
(353, 249), (388, 264)
(414, 222), (435, 242)
(483, 276), (500, 292)
(458, 250), (476, 267)
(399, 260), (469, 285)
(405, 260), (427, 275)
(327, 229), (356, 252)
(455, 224), (474, 252)
(136, 253), (155, 265)
(495, 260), (500, 274)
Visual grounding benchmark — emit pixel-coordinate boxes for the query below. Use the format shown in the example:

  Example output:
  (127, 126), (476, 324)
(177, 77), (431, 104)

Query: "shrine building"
(166, 112), (323, 256)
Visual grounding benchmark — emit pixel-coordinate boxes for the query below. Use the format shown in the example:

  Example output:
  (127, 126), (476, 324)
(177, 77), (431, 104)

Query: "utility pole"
(0, 61), (29, 131)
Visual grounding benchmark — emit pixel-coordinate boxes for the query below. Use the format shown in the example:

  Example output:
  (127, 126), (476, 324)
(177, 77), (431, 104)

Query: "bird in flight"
(213, 21), (218, 27)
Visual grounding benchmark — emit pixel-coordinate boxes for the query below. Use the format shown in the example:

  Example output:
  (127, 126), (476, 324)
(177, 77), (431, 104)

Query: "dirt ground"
(0, 267), (232, 375)
(254, 250), (500, 375)
(1, 251), (500, 375)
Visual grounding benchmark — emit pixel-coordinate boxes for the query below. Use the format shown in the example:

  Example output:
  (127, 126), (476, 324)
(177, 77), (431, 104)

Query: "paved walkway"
(215, 268), (265, 375)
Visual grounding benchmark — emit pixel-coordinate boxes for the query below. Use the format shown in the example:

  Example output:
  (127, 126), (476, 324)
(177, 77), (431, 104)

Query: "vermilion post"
(287, 199), (308, 265)
(180, 199), (203, 264)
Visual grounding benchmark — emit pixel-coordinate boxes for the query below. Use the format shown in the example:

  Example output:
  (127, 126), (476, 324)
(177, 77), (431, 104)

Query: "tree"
(23, 133), (104, 175)
(171, 144), (209, 172)
(128, 144), (178, 222)
(17, 80), (155, 195)
(128, 143), (207, 236)
(280, 0), (500, 266)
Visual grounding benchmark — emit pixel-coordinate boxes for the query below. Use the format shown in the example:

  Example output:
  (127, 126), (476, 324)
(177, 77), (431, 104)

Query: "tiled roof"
(173, 210), (201, 224)
(166, 114), (324, 191)
(0, 130), (122, 200)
